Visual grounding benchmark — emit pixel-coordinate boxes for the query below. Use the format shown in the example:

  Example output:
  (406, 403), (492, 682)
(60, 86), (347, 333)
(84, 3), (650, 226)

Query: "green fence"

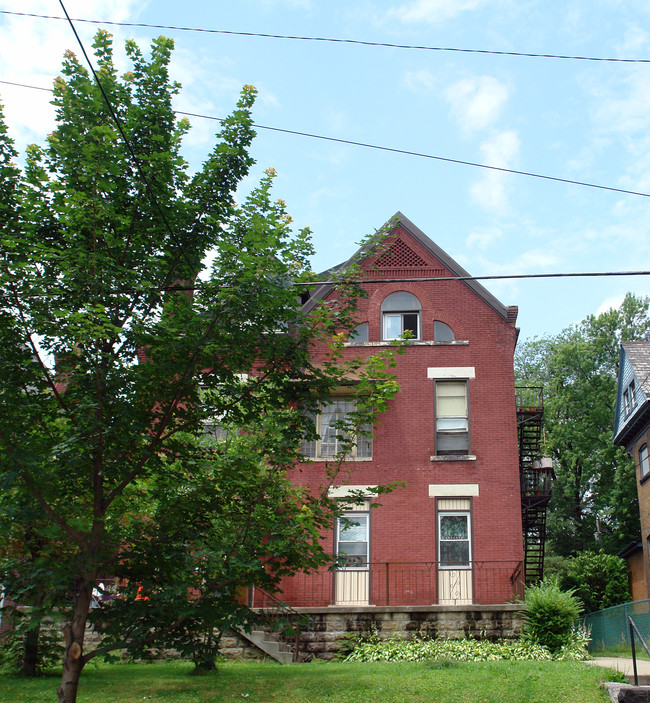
(583, 600), (650, 652)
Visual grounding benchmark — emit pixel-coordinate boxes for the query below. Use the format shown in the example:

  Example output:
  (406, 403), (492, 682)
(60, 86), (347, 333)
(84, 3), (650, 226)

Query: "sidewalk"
(586, 657), (650, 684)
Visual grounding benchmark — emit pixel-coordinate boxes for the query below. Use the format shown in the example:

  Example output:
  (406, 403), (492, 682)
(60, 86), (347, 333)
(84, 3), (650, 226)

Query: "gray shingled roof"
(622, 341), (650, 396)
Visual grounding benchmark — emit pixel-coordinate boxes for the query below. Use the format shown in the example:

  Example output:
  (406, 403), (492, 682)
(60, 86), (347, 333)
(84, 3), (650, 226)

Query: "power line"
(1, 9), (649, 64)
(3, 270), (650, 301)
(180, 110), (650, 199)
(2, 78), (648, 200)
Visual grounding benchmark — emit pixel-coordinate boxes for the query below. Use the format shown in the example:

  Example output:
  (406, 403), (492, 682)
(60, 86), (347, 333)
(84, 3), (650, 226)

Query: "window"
(200, 375), (249, 443)
(640, 444), (649, 479)
(438, 511), (471, 568)
(381, 292), (421, 340)
(349, 322), (369, 343)
(434, 320), (455, 342)
(624, 380), (637, 416)
(435, 380), (469, 455)
(337, 512), (369, 568)
(301, 399), (372, 459)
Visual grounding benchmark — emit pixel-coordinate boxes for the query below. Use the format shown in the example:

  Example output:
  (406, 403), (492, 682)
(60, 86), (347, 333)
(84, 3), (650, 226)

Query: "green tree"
(561, 552), (631, 613)
(515, 294), (650, 556)
(0, 34), (398, 702)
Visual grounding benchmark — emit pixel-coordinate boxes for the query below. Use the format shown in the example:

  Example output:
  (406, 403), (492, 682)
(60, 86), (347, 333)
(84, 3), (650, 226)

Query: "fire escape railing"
(516, 387), (553, 585)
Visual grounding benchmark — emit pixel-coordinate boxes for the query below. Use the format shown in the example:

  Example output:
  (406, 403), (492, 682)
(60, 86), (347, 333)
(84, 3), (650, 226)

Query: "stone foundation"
(224, 605), (524, 661)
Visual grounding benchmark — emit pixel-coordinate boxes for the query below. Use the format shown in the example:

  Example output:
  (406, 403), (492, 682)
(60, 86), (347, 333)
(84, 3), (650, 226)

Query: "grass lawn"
(0, 659), (622, 703)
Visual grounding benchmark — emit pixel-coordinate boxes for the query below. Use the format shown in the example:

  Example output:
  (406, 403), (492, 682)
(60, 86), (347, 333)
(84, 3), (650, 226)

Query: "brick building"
(253, 212), (526, 610)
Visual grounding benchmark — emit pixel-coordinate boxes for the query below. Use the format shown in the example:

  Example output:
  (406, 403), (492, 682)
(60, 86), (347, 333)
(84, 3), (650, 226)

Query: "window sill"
(430, 455), (476, 462)
(301, 457), (373, 463)
(345, 340), (469, 347)
(640, 472), (650, 485)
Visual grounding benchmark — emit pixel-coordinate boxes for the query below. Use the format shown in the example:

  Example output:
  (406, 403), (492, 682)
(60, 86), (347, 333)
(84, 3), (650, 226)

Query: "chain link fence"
(583, 600), (650, 652)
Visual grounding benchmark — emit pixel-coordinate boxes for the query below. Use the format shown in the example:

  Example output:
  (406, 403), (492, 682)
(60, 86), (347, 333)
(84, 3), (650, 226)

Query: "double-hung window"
(301, 399), (373, 460)
(640, 444), (649, 479)
(435, 380), (469, 455)
(624, 380), (637, 417)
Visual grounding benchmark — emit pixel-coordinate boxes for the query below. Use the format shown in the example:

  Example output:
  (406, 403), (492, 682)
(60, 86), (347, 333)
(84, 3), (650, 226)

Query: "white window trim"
(382, 311), (421, 341)
(640, 444), (649, 479)
(427, 367), (475, 379)
(438, 510), (472, 570)
(329, 485), (379, 499)
(336, 511), (369, 570)
(429, 484), (479, 497)
(434, 379), (470, 457)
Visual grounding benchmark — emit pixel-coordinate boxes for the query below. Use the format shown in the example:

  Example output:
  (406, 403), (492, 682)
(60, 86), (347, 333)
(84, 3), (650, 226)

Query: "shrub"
(522, 579), (582, 653)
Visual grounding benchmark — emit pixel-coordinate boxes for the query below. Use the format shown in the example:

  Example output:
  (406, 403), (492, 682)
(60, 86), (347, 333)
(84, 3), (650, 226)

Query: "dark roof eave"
(614, 400), (650, 448)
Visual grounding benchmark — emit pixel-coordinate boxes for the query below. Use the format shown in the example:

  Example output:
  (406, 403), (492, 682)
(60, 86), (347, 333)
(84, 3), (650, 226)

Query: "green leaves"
(515, 293), (649, 556)
(0, 31), (400, 694)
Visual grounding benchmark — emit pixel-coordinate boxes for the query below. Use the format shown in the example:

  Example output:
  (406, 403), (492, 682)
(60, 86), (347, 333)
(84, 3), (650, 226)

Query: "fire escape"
(516, 387), (553, 585)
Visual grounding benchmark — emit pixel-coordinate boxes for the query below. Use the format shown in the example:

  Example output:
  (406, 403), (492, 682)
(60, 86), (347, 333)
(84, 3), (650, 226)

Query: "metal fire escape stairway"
(516, 388), (553, 585)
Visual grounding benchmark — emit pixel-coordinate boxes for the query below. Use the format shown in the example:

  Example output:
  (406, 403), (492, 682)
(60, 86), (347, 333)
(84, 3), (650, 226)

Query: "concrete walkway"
(586, 657), (650, 684)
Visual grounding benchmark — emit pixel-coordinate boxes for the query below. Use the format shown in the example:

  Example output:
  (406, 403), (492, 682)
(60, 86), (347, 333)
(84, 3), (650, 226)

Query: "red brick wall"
(284, 226), (523, 606)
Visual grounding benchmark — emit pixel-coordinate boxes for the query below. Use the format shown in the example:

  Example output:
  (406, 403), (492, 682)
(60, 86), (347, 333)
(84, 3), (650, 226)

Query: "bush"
(0, 624), (63, 675)
(522, 579), (582, 653)
(561, 551), (631, 613)
(343, 635), (590, 663)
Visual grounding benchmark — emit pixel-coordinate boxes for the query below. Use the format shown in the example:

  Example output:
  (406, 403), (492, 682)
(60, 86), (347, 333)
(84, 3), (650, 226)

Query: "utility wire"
(2, 78), (648, 200)
(1, 9), (649, 64)
(3, 270), (650, 301)
(56, 0), (200, 280)
(179, 110), (650, 199)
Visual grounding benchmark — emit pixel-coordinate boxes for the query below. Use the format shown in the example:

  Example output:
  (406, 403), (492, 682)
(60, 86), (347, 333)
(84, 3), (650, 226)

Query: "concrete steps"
(236, 628), (295, 664)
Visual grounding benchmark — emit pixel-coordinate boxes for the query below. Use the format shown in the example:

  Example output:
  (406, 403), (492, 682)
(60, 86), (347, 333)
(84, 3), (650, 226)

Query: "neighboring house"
(618, 540), (647, 602)
(613, 341), (650, 599)
(252, 212), (539, 612)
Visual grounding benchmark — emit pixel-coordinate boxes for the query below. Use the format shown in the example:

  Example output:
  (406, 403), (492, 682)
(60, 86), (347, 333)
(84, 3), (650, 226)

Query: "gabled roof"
(303, 212), (514, 322)
(613, 341), (650, 447)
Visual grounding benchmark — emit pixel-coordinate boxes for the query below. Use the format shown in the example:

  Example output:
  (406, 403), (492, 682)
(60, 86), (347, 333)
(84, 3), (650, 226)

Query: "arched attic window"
(349, 322), (369, 342)
(381, 292), (421, 340)
(434, 321), (455, 342)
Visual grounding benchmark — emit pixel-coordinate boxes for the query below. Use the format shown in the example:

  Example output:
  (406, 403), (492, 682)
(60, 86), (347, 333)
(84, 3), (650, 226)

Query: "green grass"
(0, 659), (623, 703)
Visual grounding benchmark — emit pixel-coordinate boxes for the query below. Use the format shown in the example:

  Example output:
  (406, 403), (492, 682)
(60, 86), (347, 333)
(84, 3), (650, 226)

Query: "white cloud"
(258, 0), (312, 7)
(596, 70), (650, 136)
(445, 76), (509, 134)
(402, 69), (437, 93)
(388, 0), (485, 24)
(596, 294), (627, 315)
(469, 130), (520, 212)
(480, 130), (520, 168)
(0, 0), (147, 152)
(466, 226), (503, 251)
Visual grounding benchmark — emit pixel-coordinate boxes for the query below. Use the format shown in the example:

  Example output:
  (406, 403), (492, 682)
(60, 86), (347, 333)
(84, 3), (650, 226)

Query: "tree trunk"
(22, 620), (41, 677)
(56, 584), (91, 703)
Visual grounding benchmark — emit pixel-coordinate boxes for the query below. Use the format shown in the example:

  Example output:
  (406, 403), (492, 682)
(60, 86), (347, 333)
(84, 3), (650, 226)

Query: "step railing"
(629, 616), (650, 685)
(248, 587), (306, 662)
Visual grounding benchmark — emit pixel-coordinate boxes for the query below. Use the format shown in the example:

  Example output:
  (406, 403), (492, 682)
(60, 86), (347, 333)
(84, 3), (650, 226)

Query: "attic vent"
(375, 239), (427, 268)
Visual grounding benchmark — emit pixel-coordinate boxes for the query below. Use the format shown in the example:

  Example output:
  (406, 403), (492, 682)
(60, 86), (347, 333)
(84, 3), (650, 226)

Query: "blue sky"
(2, 0), (650, 342)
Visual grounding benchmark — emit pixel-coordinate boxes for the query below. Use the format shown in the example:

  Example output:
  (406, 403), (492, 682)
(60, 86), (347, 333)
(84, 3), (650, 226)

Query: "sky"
(2, 0), (650, 342)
